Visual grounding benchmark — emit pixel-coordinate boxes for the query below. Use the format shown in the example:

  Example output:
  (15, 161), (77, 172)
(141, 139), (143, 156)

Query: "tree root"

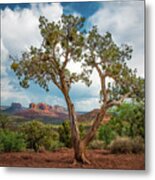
(72, 156), (91, 165)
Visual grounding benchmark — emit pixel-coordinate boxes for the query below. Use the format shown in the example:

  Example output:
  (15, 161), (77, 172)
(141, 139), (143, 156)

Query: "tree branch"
(61, 50), (69, 70)
(82, 108), (106, 146)
(94, 62), (108, 104)
(106, 92), (131, 108)
(51, 76), (62, 90)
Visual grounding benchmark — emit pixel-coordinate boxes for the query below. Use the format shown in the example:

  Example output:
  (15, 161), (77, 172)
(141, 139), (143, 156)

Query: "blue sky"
(1, 1), (144, 111)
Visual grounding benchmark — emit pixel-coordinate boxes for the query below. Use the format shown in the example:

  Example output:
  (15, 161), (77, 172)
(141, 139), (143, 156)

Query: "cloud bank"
(88, 1), (144, 77)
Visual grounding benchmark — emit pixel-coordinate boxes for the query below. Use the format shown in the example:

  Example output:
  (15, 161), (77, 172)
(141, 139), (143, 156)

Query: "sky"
(0, 0), (145, 111)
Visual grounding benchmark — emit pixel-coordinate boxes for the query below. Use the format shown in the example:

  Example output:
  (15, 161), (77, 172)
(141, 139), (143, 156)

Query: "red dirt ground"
(0, 149), (145, 170)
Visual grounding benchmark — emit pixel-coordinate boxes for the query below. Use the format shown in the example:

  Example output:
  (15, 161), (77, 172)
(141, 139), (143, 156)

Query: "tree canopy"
(11, 14), (144, 164)
(83, 26), (144, 108)
(11, 15), (90, 93)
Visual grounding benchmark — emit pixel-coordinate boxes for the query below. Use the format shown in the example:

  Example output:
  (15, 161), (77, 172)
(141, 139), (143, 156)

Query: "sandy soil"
(0, 148), (145, 170)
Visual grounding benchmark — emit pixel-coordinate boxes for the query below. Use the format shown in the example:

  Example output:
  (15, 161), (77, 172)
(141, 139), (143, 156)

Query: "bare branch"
(106, 92), (131, 108)
(94, 62), (108, 104)
(94, 62), (102, 78)
(61, 49), (69, 70)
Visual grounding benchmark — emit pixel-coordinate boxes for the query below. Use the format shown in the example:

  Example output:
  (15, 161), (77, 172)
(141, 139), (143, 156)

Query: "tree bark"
(60, 73), (106, 164)
(59, 72), (90, 164)
(83, 108), (106, 146)
(64, 93), (90, 164)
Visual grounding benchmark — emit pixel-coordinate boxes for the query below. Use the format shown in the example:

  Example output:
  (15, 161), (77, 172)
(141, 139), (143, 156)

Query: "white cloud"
(44, 95), (66, 107)
(31, 3), (63, 22)
(1, 3), (63, 56)
(88, 1), (144, 77)
(1, 3), (63, 107)
(1, 40), (9, 76)
(1, 77), (31, 107)
(75, 97), (100, 112)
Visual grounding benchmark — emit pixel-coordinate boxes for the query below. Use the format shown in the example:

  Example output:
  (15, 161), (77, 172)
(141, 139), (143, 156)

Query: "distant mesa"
(29, 103), (49, 111)
(2, 102), (68, 122)
(29, 103), (67, 113)
(11, 102), (22, 109)
(1, 102), (111, 124)
(29, 103), (37, 109)
(4, 102), (23, 114)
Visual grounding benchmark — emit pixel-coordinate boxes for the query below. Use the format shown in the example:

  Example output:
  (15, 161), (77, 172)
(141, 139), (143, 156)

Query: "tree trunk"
(74, 141), (90, 164)
(83, 109), (106, 147)
(60, 76), (106, 164)
(63, 92), (90, 164)
(60, 74), (90, 164)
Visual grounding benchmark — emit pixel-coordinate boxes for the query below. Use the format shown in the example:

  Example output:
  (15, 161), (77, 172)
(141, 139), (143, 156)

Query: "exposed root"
(72, 155), (91, 165)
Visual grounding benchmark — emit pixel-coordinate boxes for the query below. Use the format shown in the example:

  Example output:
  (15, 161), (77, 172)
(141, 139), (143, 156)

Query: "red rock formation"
(29, 103), (36, 109)
(37, 103), (48, 111)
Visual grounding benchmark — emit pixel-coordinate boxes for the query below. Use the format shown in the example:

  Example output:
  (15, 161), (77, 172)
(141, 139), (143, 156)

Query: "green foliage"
(84, 26), (144, 104)
(46, 141), (64, 151)
(79, 123), (86, 139)
(109, 102), (145, 138)
(21, 120), (59, 152)
(88, 140), (105, 149)
(0, 129), (26, 152)
(0, 114), (12, 130)
(58, 120), (72, 148)
(110, 136), (144, 154)
(11, 15), (91, 92)
(98, 102), (144, 147)
(99, 124), (116, 145)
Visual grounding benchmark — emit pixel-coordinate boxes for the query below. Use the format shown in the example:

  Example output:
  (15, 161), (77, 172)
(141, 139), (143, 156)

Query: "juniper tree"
(11, 15), (91, 163)
(11, 15), (144, 164)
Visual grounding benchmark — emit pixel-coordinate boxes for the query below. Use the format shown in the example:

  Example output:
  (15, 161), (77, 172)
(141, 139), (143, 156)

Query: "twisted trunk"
(83, 109), (106, 146)
(60, 73), (106, 164)
(63, 92), (90, 164)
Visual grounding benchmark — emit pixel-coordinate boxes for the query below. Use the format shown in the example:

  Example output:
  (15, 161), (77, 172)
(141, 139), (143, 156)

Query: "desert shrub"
(79, 123), (85, 139)
(58, 120), (72, 148)
(0, 114), (12, 130)
(108, 102), (145, 138)
(0, 129), (26, 152)
(88, 140), (105, 149)
(110, 136), (145, 154)
(110, 137), (133, 154)
(47, 141), (64, 151)
(99, 124), (116, 146)
(132, 136), (144, 153)
(21, 120), (59, 152)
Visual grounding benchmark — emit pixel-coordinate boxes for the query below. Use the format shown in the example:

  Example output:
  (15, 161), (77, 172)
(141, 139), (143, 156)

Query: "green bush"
(0, 114), (12, 130)
(58, 120), (72, 148)
(88, 140), (105, 149)
(21, 120), (59, 152)
(79, 123), (86, 139)
(99, 124), (116, 146)
(0, 129), (26, 152)
(47, 141), (64, 151)
(110, 137), (133, 154)
(108, 102), (145, 138)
